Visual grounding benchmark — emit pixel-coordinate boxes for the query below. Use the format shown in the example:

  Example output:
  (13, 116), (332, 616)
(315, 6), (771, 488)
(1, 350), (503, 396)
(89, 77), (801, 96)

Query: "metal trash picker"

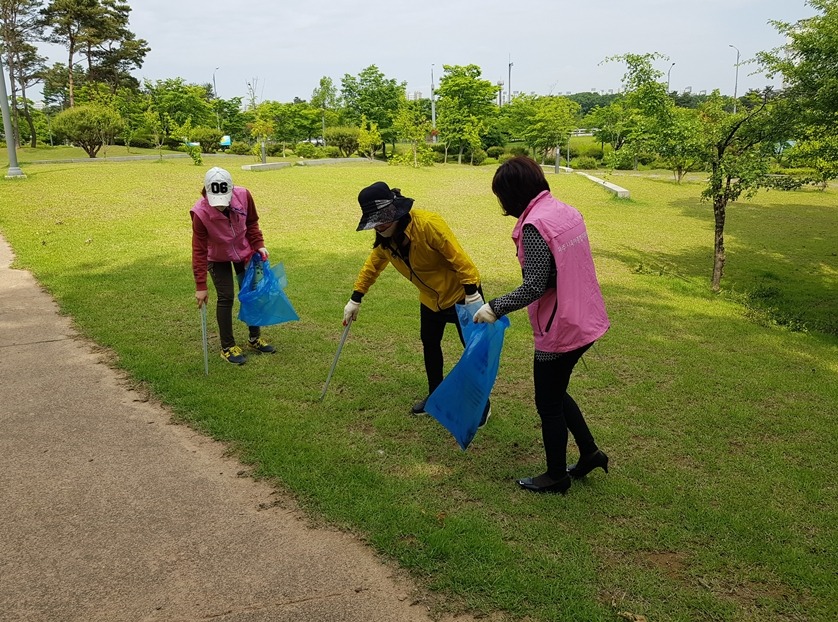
(200, 303), (209, 375)
(320, 318), (353, 401)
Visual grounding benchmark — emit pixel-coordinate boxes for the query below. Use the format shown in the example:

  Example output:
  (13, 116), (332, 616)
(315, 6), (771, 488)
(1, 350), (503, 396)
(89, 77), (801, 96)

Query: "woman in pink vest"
(474, 156), (610, 494)
(191, 167), (275, 365)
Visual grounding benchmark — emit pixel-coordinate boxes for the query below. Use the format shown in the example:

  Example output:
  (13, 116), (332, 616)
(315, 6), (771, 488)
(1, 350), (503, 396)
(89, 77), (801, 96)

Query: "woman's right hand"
(343, 299), (360, 326)
(196, 290), (208, 308)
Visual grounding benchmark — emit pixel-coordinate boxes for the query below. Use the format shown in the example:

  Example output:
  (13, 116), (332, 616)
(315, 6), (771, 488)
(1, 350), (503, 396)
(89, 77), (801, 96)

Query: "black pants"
(420, 302), (465, 395)
(208, 260), (260, 350)
(533, 343), (598, 478)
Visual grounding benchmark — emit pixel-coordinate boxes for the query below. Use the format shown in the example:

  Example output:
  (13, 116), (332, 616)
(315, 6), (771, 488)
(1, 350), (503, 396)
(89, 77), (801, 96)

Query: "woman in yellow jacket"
(344, 181), (487, 420)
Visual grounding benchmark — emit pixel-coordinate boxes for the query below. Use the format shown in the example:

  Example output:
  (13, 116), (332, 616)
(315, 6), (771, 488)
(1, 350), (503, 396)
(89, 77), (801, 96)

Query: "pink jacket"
(512, 190), (609, 352)
(190, 186), (265, 290)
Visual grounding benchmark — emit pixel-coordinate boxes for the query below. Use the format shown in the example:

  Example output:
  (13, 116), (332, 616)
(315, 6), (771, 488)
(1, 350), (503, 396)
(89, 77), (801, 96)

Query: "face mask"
(376, 222), (398, 238)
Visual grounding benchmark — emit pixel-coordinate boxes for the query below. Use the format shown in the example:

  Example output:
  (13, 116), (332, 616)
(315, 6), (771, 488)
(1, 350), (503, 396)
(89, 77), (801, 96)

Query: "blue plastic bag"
(425, 303), (510, 450)
(237, 255), (299, 326)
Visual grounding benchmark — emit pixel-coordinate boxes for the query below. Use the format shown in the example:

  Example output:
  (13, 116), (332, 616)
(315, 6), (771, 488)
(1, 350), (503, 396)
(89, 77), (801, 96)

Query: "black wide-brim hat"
(356, 181), (414, 231)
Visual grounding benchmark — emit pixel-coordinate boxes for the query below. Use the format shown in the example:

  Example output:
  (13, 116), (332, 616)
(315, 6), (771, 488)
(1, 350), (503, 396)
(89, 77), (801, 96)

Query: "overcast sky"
(36, 0), (814, 103)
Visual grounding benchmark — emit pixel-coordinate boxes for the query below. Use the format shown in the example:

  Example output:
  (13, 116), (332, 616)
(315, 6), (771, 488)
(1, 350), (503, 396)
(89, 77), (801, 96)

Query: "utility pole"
(212, 67), (220, 130)
(729, 45), (740, 114)
(507, 54), (513, 105)
(430, 63), (436, 142)
(0, 55), (25, 178)
(667, 62), (675, 93)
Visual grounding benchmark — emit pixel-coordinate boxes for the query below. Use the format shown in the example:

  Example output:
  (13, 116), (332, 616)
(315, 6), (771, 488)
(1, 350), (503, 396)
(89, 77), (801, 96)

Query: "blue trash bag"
(237, 255), (299, 326)
(425, 303), (510, 450)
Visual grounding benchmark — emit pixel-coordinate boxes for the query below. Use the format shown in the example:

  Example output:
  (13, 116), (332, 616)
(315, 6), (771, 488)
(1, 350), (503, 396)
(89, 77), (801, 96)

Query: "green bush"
(486, 146), (506, 159)
(323, 145), (342, 158)
(324, 126), (359, 157)
(229, 141), (251, 155)
(481, 157), (499, 166)
(468, 148), (487, 165)
(572, 156), (599, 170)
(294, 142), (319, 158)
(498, 152), (516, 164)
(266, 142), (285, 157)
(192, 126), (223, 154)
(509, 144), (528, 157)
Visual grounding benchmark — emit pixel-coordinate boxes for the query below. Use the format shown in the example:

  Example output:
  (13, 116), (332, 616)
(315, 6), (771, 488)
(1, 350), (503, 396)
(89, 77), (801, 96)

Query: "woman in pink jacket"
(474, 156), (610, 494)
(191, 167), (275, 365)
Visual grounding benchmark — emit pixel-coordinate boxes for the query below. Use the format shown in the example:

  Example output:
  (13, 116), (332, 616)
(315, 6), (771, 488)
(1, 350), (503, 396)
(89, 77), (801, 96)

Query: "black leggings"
(208, 261), (260, 349)
(420, 302), (465, 394)
(533, 343), (598, 478)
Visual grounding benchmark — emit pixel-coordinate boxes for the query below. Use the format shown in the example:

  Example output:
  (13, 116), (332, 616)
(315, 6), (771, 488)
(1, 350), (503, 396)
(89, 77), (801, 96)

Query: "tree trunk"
(19, 83), (37, 148)
(412, 142), (417, 168)
(457, 144), (463, 165)
(711, 197), (727, 292)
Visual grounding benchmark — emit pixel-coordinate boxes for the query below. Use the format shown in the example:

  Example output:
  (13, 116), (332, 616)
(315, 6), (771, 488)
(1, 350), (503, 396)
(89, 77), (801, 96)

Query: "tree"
(357, 114), (381, 160)
(249, 102), (275, 163)
(435, 64), (498, 164)
(697, 92), (777, 291)
(1, 0), (44, 144)
(520, 96), (580, 163)
(392, 99), (432, 167)
(52, 103), (122, 157)
(324, 126), (358, 157)
(656, 106), (705, 182)
(341, 65), (404, 156)
(79, 0), (148, 92)
(758, 0), (838, 187)
(41, 0), (100, 107)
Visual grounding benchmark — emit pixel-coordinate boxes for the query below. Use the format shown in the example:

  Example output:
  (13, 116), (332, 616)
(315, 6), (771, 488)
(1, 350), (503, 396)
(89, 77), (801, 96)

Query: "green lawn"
(1, 157), (835, 621)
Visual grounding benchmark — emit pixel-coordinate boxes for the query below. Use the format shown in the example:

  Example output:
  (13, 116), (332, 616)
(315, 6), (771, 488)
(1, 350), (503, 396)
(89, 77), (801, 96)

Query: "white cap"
(204, 167), (233, 207)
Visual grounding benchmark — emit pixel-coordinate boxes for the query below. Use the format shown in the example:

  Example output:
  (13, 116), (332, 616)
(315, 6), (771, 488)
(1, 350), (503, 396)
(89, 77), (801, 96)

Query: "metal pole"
(729, 45), (740, 114)
(320, 318), (353, 401)
(507, 55), (513, 105)
(213, 66), (220, 130)
(0, 55), (24, 178)
(430, 64), (436, 143)
(667, 62), (675, 93)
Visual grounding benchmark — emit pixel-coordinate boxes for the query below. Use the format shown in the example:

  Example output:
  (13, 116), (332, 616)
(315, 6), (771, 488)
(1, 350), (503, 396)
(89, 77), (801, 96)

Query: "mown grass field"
(1, 156), (835, 621)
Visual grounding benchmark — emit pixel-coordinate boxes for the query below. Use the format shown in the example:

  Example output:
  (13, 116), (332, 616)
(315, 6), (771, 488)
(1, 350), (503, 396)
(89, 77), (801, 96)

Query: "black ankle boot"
(517, 473), (572, 495)
(567, 450), (609, 479)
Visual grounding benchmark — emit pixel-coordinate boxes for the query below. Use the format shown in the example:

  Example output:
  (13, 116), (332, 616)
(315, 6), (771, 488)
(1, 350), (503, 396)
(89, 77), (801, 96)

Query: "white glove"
(343, 299), (360, 326)
(464, 292), (483, 305)
(473, 302), (498, 324)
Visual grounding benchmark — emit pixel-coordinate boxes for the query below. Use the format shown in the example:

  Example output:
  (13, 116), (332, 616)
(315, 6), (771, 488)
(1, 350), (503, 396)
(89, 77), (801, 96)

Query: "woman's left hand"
(473, 303), (497, 324)
(258, 247), (269, 260)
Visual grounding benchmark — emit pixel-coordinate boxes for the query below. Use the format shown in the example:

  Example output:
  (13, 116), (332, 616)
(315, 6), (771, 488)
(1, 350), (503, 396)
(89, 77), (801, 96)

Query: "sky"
(34, 0), (816, 104)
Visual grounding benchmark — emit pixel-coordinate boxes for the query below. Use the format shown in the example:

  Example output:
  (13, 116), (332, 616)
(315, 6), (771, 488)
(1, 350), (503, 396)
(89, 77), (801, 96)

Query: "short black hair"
(491, 156), (550, 217)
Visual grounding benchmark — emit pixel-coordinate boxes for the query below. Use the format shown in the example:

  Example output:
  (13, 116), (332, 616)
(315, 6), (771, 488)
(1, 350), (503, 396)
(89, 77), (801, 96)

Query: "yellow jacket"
(353, 209), (480, 311)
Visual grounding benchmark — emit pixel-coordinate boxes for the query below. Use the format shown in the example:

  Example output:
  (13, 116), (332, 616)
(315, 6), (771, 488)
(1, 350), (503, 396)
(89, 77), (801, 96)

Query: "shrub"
(229, 141), (251, 155)
(469, 148), (487, 165)
(509, 145), (528, 157)
(572, 156), (599, 170)
(323, 145), (342, 158)
(486, 146), (506, 159)
(192, 126), (223, 154)
(51, 104), (123, 158)
(498, 152), (516, 164)
(324, 126), (359, 157)
(481, 157), (499, 166)
(266, 142), (285, 157)
(294, 142), (319, 158)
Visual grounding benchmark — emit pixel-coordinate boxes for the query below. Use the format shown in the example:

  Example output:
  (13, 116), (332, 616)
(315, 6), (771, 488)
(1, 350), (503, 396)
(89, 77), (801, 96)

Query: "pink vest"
(190, 186), (254, 263)
(512, 190), (609, 352)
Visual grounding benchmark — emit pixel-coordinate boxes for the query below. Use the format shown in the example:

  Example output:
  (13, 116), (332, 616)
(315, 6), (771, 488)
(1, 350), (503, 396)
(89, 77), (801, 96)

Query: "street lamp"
(729, 45), (740, 113)
(212, 66), (220, 130)
(507, 54), (513, 105)
(430, 63), (436, 142)
(667, 62), (675, 93)
(0, 54), (24, 178)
